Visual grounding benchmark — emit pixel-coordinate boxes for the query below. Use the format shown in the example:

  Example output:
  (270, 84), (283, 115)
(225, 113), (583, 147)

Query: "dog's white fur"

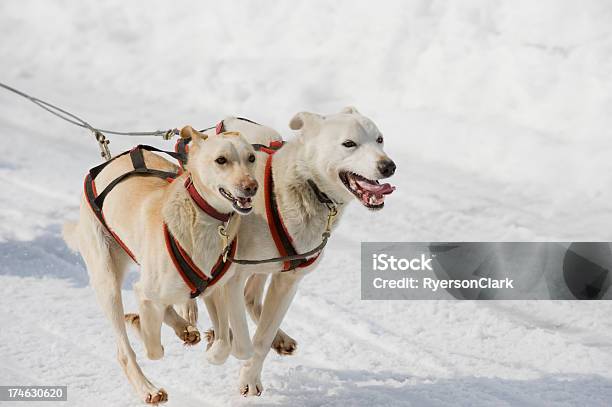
(63, 127), (259, 404)
(193, 108), (395, 396)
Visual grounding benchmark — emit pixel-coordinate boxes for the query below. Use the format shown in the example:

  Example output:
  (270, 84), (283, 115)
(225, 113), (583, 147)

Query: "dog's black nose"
(241, 179), (258, 197)
(378, 160), (396, 177)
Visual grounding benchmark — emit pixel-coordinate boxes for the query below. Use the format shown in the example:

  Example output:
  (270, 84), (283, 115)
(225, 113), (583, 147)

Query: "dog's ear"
(341, 106), (359, 114)
(289, 112), (323, 131)
(180, 125), (208, 142)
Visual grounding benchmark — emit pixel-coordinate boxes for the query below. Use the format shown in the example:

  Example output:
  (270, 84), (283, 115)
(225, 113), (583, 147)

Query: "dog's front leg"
(136, 296), (166, 361)
(226, 272), (253, 360)
(127, 306), (201, 347)
(175, 299), (198, 326)
(163, 306), (200, 346)
(239, 271), (303, 397)
(245, 274), (298, 355)
(203, 288), (231, 365)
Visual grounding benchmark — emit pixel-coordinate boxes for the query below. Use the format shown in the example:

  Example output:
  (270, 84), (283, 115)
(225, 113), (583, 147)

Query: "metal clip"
(94, 130), (112, 161)
(218, 225), (230, 262)
(163, 128), (178, 140)
(324, 204), (338, 234)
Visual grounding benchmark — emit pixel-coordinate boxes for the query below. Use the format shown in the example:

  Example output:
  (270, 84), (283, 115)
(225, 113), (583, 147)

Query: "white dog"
(192, 108), (396, 396)
(63, 127), (259, 404)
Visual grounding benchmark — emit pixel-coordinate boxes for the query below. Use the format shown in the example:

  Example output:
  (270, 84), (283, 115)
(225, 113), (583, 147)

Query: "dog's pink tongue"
(377, 183), (396, 195)
(356, 179), (396, 195)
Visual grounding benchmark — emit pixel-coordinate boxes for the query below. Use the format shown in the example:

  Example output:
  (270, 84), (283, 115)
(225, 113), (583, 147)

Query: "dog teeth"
(360, 192), (384, 207)
(344, 172), (386, 208)
(236, 197), (253, 209)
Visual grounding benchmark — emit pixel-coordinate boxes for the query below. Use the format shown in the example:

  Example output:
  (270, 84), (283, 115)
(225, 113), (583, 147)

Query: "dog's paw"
(239, 366), (263, 397)
(240, 383), (263, 397)
(272, 331), (297, 356)
(181, 325), (200, 346)
(143, 388), (167, 404)
(206, 339), (231, 365)
(125, 313), (141, 328)
(146, 344), (164, 361)
(204, 328), (234, 351)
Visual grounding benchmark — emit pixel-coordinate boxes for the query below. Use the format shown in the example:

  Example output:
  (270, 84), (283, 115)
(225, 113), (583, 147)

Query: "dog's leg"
(225, 273), (253, 360)
(81, 232), (167, 404)
(202, 273), (254, 360)
(204, 295), (218, 329)
(126, 307), (200, 347)
(203, 289), (231, 365)
(133, 286), (165, 361)
(239, 272), (303, 397)
(202, 295), (233, 351)
(124, 312), (144, 342)
(175, 299), (198, 326)
(245, 274), (298, 356)
(164, 306), (200, 346)
(203, 293), (219, 349)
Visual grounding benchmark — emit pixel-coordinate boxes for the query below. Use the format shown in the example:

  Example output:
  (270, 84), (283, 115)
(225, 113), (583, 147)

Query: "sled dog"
(63, 127), (258, 403)
(194, 107), (397, 396)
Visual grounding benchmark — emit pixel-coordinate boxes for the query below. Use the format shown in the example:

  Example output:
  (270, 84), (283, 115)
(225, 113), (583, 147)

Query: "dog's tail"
(62, 221), (80, 252)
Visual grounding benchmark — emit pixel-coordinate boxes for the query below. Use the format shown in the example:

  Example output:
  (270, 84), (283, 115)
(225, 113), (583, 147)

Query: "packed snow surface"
(1, 1), (612, 406)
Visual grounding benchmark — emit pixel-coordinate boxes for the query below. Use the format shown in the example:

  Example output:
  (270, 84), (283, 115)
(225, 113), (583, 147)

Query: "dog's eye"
(215, 156), (227, 165)
(376, 136), (384, 144)
(342, 140), (357, 148)
(248, 154), (256, 163)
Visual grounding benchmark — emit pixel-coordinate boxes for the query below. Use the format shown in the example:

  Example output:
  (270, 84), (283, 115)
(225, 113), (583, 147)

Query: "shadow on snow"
(257, 368), (612, 407)
(0, 225), (138, 289)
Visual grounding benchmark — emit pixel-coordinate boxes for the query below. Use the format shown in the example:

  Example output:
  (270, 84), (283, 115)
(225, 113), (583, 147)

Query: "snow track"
(2, 1), (612, 405)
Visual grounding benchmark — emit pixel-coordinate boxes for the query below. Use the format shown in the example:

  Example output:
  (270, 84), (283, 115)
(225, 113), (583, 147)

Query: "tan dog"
(63, 127), (258, 404)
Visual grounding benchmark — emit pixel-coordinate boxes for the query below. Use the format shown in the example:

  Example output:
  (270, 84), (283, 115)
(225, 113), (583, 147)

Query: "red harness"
(84, 145), (236, 298)
(260, 143), (321, 271)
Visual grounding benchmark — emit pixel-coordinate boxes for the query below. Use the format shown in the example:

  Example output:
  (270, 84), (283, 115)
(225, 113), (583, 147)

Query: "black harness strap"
(165, 225), (205, 286)
(307, 179), (335, 205)
(236, 116), (261, 125)
(252, 141), (285, 154)
(130, 146), (146, 169)
(164, 225), (237, 298)
(85, 145), (182, 263)
(94, 149), (179, 210)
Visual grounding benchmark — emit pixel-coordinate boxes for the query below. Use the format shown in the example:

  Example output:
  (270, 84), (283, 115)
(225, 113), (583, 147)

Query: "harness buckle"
(218, 225), (230, 262)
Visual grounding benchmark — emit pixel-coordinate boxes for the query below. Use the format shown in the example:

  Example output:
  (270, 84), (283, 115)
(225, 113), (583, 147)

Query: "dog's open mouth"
(339, 171), (395, 209)
(219, 188), (253, 214)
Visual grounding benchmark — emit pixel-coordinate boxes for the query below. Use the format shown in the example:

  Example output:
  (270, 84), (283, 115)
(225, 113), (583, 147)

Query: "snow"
(1, 1), (612, 405)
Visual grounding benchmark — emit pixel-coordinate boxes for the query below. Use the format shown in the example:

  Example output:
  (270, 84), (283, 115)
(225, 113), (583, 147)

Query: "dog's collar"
(254, 140), (338, 206)
(184, 177), (232, 222)
(307, 179), (342, 206)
